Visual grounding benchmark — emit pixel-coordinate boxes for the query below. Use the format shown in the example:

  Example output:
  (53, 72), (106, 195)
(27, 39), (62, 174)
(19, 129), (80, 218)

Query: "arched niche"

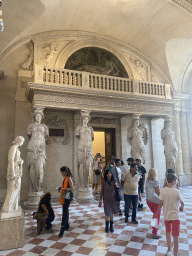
(55, 39), (133, 79)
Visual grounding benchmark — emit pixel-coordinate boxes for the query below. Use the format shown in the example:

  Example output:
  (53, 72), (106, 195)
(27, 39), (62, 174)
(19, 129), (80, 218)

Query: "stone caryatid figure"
(1, 136), (25, 219)
(27, 108), (49, 192)
(128, 115), (146, 164)
(161, 117), (178, 172)
(76, 110), (94, 188)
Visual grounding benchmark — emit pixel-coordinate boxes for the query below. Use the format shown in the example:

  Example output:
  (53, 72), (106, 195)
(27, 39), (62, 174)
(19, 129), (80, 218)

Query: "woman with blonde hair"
(146, 168), (161, 239)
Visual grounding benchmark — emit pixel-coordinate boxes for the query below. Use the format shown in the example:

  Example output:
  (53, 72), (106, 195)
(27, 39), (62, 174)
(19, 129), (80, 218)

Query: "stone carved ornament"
(76, 110), (94, 188)
(40, 43), (58, 65)
(161, 117), (178, 172)
(46, 116), (71, 145)
(130, 56), (147, 81)
(127, 118), (148, 164)
(27, 108), (49, 193)
(1, 136), (25, 219)
(20, 42), (34, 71)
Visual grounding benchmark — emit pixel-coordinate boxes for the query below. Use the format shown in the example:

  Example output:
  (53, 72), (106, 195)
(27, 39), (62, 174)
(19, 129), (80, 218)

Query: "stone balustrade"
(35, 64), (172, 99)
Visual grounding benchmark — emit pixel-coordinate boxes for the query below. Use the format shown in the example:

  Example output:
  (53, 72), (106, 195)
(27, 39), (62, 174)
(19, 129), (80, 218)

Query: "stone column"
(172, 110), (184, 176)
(76, 110), (94, 203)
(128, 114), (146, 164)
(180, 111), (191, 174)
(26, 106), (46, 209)
(187, 112), (192, 166)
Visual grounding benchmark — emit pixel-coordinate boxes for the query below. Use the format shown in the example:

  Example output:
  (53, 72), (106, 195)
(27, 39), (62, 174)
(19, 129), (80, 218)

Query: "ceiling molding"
(168, 0), (192, 15)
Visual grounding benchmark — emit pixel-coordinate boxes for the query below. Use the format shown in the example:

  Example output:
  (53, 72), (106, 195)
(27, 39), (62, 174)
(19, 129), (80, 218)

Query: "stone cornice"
(168, 0), (192, 15)
(26, 82), (174, 116)
(172, 91), (191, 100)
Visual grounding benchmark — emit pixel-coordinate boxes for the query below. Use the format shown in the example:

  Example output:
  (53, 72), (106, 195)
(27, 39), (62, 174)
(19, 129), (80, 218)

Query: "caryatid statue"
(127, 115), (146, 164)
(26, 107), (49, 192)
(1, 136), (25, 218)
(76, 110), (94, 188)
(161, 117), (178, 172)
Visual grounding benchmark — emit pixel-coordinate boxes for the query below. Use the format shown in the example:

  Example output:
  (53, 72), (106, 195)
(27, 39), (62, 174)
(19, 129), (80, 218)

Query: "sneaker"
(166, 251), (172, 256)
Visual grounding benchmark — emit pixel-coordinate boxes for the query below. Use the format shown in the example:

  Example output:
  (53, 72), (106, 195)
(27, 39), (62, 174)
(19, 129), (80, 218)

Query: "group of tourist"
(32, 159), (184, 256)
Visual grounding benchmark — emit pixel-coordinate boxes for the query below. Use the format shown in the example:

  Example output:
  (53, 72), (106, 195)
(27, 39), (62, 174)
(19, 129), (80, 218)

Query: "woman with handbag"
(58, 166), (74, 237)
(146, 168), (162, 239)
(99, 169), (119, 233)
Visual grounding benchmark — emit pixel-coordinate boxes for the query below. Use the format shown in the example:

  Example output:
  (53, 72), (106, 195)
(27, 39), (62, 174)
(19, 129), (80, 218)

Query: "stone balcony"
(33, 64), (172, 99)
(25, 64), (173, 116)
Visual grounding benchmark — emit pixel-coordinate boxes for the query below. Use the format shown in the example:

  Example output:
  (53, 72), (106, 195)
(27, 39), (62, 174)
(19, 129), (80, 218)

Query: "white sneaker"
(166, 251), (172, 256)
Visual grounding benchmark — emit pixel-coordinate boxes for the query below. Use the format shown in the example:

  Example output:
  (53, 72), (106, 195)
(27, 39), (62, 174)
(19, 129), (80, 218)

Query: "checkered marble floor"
(1, 186), (192, 256)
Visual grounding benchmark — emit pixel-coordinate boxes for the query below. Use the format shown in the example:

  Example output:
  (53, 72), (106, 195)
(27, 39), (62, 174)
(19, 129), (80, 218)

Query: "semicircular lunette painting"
(64, 47), (128, 78)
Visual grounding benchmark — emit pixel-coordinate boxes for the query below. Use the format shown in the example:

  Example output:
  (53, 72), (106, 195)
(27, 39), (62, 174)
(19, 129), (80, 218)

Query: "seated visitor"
(33, 192), (55, 235)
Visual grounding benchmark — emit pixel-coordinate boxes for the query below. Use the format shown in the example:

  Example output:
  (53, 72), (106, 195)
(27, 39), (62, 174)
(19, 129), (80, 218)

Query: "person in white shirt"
(155, 174), (184, 256)
(121, 163), (140, 224)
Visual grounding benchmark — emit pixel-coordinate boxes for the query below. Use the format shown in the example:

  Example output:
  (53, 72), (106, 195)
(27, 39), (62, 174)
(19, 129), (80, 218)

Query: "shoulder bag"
(115, 186), (122, 202)
(147, 186), (160, 204)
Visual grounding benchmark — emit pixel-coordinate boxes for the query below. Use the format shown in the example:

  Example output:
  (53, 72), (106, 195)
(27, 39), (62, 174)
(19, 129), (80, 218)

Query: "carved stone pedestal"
(1, 206), (22, 219)
(179, 174), (192, 186)
(76, 187), (94, 203)
(26, 191), (44, 209)
(0, 210), (25, 251)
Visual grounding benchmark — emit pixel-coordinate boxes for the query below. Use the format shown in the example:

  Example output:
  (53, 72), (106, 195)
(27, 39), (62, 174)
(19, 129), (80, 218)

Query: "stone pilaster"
(180, 111), (191, 174)
(187, 112), (192, 165)
(172, 110), (184, 176)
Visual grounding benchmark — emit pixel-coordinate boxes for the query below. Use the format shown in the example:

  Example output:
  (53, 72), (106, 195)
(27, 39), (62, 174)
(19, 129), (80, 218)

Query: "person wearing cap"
(127, 158), (134, 168)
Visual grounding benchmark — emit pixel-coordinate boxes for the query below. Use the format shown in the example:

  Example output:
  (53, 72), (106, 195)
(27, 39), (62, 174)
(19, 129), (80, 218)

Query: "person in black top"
(136, 159), (146, 210)
(33, 192), (55, 235)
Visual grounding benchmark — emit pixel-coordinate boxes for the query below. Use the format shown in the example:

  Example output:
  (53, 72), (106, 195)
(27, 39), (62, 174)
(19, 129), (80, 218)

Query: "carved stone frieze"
(45, 116), (71, 145)
(29, 89), (173, 116)
(90, 117), (118, 124)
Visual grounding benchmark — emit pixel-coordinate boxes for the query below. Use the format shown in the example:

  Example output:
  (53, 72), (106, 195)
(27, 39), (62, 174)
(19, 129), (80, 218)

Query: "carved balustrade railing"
(34, 64), (172, 99)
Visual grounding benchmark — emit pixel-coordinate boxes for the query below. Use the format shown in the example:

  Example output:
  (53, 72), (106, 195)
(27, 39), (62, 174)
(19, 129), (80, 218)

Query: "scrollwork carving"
(46, 116), (71, 145)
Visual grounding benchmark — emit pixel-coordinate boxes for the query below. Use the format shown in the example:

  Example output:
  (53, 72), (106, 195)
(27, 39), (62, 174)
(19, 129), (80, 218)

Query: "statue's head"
(133, 118), (139, 128)
(13, 136), (25, 146)
(81, 110), (90, 125)
(33, 108), (44, 122)
(164, 118), (172, 129)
